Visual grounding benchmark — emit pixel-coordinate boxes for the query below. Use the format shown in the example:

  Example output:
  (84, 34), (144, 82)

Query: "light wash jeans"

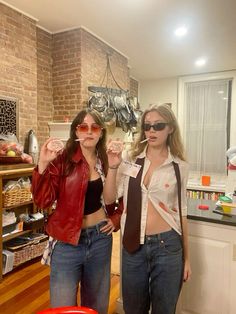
(50, 221), (112, 314)
(122, 229), (183, 314)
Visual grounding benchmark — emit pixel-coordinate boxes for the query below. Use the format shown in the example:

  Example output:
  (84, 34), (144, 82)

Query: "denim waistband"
(144, 229), (179, 243)
(81, 220), (107, 234)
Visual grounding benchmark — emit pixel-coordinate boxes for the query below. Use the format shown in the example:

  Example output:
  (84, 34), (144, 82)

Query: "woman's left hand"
(183, 259), (192, 282)
(100, 218), (115, 235)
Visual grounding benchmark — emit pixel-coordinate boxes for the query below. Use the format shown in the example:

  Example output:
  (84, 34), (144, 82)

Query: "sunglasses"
(76, 123), (103, 134)
(143, 122), (168, 131)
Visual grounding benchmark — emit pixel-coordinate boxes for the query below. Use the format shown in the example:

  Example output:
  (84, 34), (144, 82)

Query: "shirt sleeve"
(180, 161), (189, 216)
(116, 148), (132, 200)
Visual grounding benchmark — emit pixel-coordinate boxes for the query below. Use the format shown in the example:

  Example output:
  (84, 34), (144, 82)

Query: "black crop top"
(84, 177), (103, 215)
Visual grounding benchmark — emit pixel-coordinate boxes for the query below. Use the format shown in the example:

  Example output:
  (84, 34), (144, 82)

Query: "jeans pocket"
(99, 231), (112, 239)
(163, 234), (182, 254)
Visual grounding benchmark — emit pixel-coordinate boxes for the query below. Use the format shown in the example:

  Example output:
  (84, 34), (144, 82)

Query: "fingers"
(107, 140), (124, 154)
(100, 219), (115, 235)
(45, 137), (56, 145)
(183, 269), (191, 282)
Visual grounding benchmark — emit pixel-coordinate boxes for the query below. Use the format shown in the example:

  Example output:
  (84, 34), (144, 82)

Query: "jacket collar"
(72, 145), (83, 163)
(71, 146), (104, 177)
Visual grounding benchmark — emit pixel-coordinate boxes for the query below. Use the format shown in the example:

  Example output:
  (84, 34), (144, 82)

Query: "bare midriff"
(145, 199), (171, 235)
(82, 207), (107, 228)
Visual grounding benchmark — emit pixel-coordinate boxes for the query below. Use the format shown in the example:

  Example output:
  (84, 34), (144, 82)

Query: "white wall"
(139, 77), (178, 114)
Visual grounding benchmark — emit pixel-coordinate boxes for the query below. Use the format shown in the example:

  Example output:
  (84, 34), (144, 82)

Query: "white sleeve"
(181, 162), (189, 216)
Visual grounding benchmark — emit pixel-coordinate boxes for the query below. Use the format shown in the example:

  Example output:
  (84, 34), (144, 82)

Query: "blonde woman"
(104, 104), (191, 314)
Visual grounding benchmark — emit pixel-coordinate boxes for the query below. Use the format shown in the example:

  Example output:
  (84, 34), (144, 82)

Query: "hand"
(183, 259), (192, 282)
(38, 138), (62, 173)
(100, 218), (115, 235)
(107, 139), (123, 169)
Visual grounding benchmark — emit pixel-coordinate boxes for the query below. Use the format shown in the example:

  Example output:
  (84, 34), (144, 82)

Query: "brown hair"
(64, 108), (108, 175)
(130, 104), (186, 161)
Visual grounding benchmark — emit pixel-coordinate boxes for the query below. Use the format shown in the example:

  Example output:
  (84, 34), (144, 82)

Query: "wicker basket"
(3, 187), (32, 208)
(13, 239), (48, 267)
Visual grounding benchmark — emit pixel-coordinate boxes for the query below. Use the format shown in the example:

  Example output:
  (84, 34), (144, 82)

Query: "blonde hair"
(130, 104), (186, 161)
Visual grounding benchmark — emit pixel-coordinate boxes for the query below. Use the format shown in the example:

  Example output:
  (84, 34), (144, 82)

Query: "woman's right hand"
(38, 138), (62, 173)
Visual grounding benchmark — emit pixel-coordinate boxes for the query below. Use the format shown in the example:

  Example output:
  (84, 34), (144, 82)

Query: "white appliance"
(225, 170), (236, 194)
(2, 250), (14, 274)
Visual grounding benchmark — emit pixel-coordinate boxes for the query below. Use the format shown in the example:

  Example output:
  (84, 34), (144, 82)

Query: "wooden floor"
(0, 258), (120, 314)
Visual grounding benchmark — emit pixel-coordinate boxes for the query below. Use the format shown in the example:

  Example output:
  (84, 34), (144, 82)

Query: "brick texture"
(36, 28), (53, 145)
(0, 3), (139, 148)
(130, 77), (139, 98)
(52, 29), (82, 121)
(0, 4), (37, 145)
(81, 29), (130, 106)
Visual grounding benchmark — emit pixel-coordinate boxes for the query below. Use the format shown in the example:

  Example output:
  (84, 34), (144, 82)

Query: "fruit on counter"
(21, 153), (33, 163)
(0, 149), (6, 155)
(0, 141), (23, 156)
(7, 150), (16, 157)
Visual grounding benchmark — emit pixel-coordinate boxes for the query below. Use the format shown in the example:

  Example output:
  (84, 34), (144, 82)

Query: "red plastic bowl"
(37, 306), (98, 314)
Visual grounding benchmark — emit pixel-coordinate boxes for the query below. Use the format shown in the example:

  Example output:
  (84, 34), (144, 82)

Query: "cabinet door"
(177, 233), (231, 313)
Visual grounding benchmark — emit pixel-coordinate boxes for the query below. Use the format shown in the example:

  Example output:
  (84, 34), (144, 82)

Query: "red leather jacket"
(31, 147), (122, 245)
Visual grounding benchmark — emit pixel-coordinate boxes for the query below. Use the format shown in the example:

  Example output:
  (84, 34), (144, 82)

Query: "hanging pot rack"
(87, 54), (141, 133)
(88, 54), (128, 96)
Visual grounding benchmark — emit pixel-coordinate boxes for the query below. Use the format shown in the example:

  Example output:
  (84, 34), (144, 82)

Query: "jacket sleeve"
(31, 156), (63, 209)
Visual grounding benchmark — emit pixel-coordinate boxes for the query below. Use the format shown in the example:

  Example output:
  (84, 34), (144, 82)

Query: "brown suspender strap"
(172, 161), (185, 260)
(123, 157), (145, 253)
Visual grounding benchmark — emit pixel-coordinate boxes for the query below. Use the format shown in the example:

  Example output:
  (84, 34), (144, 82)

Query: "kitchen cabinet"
(0, 163), (45, 280)
(177, 219), (236, 314)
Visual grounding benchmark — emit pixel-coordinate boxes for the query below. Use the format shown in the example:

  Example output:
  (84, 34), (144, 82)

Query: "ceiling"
(2, 0), (236, 80)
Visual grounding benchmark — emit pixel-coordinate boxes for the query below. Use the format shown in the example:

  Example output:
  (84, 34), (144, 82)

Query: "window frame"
(177, 70), (236, 182)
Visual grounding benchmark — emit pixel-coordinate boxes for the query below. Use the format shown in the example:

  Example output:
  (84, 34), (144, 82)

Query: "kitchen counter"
(187, 198), (236, 227)
(0, 163), (35, 176)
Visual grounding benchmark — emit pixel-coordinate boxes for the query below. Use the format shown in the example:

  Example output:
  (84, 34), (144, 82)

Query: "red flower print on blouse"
(159, 202), (169, 212)
(159, 202), (177, 213)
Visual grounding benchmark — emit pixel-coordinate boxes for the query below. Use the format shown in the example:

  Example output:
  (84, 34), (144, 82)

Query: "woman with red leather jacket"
(32, 109), (119, 314)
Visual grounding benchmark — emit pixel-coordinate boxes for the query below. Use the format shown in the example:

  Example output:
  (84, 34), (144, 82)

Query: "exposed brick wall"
(0, 4), (37, 145)
(1, 3), (138, 146)
(51, 27), (130, 120)
(52, 29), (82, 121)
(130, 77), (139, 98)
(81, 28), (130, 106)
(36, 28), (53, 145)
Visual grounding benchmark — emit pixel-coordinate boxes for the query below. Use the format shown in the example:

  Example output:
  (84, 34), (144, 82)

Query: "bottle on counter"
(28, 129), (39, 164)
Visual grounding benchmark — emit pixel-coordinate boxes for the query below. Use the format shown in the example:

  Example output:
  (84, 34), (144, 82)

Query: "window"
(178, 71), (236, 183)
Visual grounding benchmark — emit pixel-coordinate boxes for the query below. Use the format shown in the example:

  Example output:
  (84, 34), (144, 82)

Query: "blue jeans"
(50, 221), (112, 314)
(122, 229), (183, 314)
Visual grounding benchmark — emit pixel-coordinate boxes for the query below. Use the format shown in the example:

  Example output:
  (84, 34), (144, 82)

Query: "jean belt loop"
(95, 223), (99, 234)
(96, 220), (105, 234)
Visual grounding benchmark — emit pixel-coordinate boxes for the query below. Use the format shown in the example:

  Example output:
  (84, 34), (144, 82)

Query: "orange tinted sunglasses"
(76, 123), (103, 134)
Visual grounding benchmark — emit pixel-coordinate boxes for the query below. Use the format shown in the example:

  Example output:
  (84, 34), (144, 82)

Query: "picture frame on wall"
(0, 96), (19, 137)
